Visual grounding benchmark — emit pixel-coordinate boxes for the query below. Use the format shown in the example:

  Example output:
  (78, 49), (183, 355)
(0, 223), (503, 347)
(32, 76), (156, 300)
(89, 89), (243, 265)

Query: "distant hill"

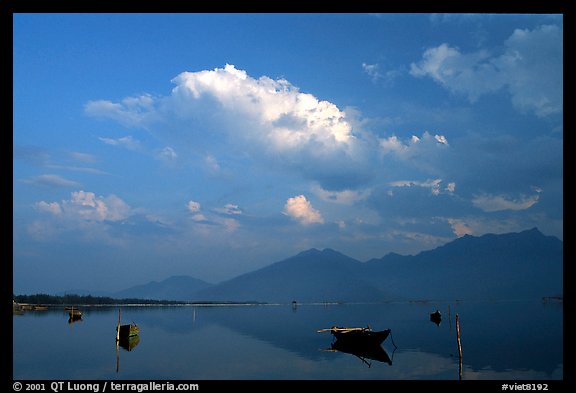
(195, 248), (389, 303)
(194, 227), (562, 303)
(112, 275), (213, 301)
(362, 227), (563, 301)
(56, 228), (563, 303)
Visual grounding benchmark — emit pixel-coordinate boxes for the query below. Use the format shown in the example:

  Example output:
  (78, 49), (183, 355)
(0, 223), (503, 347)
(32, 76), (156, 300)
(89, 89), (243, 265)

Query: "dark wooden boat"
(68, 306), (83, 320)
(430, 310), (442, 325)
(115, 308), (140, 341)
(319, 326), (391, 346)
(117, 322), (140, 339)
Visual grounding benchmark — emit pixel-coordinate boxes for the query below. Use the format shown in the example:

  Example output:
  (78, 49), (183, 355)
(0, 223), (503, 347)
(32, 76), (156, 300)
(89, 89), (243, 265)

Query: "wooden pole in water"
(456, 313), (463, 380)
(116, 308), (121, 342)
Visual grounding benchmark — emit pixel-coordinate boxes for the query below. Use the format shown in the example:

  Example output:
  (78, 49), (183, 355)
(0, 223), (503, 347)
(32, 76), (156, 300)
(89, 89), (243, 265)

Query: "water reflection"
(118, 335), (141, 352)
(329, 339), (393, 367)
(68, 316), (83, 325)
(12, 301), (562, 380)
(116, 335), (141, 374)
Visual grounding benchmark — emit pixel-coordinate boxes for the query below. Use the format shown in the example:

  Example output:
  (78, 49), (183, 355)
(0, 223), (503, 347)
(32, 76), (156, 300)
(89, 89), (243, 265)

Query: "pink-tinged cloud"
(283, 195), (324, 225)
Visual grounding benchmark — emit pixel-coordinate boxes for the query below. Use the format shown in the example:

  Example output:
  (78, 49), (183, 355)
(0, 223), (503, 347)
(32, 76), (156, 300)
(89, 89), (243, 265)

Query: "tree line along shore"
(13, 293), (264, 306)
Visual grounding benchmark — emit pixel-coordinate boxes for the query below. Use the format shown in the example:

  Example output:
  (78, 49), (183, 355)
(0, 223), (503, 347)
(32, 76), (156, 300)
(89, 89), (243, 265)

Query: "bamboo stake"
(116, 308), (121, 342)
(456, 314), (463, 380)
(116, 342), (120, 373)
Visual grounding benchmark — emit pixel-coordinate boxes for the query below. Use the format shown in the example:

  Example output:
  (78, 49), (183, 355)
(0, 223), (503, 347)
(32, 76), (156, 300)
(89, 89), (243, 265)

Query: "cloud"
(434, 134), (448, 145)
(86, 94), (158, 127)
(13, 145), (51, 165)
(446, 218), (473, 237)
(68, 151), (97, 163)
(214, 203), (243, 215)
(187, 200), (201, 213)
(21, 174), (81, 188)
(222, 218), (240, 233)
(379, 131), (449, 157)
(472, 192), (540, 212)
(156, 146), (178, 161)
(410, 24), (562, 117)
(362, 62), (402, 85)
(203, 154), (221, 173)
(186, 200), (207, 222)
(37, 190), (131, 222)
(283, 195), (324, 225)
(35, 201), (62, 215)
(171, 64), (356, 148)
(362, 63), (382, 82)
(191, 214), (207, 222)
(99, 136), (142, 150)
(312, 184), (371, 205)
(85, 64), (375, 190)
(389, 178), (454, 196)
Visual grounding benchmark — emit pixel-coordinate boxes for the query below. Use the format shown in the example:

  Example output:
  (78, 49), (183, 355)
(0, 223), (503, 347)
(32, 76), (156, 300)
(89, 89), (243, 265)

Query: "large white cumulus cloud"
(86, 64), (373, 191)
(171, 64), (354, 148)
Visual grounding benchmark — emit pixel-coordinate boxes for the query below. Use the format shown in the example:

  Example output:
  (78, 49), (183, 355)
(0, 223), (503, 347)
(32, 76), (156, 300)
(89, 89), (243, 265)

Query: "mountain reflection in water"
(12, 301), (562, 380)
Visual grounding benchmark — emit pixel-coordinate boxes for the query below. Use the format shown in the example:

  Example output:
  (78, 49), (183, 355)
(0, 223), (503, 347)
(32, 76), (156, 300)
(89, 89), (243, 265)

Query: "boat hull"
(331, 328), (391, 346)
(117, 324), (140, 339)
(118, 334), (141, 351)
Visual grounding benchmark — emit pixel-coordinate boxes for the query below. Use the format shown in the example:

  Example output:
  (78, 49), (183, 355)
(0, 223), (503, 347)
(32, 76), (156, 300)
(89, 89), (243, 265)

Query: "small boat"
(430, 310), (442, 325)
(68, 306), (83, 320)
(33, 305), (48, 311)
(13, 301), (24, 315)
(117, 322), (140, 339)
(116, 308), (140, 341)
(318, 326), (391, 346)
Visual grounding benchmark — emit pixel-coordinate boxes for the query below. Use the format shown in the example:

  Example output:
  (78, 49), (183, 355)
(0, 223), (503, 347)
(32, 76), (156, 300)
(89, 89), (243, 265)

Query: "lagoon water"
(13, 301), (562, 380)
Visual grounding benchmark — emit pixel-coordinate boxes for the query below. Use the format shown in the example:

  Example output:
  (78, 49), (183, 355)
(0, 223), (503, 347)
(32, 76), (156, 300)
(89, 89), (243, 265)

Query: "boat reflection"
(68, 316), (82, 324)
(118, 335), (141, 352)
(330, 338), (393, 367)
(116, 334), (141, 373)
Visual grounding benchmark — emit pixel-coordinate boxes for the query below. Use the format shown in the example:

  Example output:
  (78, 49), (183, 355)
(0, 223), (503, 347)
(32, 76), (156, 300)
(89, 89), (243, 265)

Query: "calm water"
(13, 301), (562, 380)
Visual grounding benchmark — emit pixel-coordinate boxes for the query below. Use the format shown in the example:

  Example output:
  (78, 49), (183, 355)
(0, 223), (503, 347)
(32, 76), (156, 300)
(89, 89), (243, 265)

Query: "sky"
(12, 13), (563, 294)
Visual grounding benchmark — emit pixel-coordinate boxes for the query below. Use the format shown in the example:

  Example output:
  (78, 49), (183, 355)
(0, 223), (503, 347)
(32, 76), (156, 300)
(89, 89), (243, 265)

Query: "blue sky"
(13, 13), (563, 294)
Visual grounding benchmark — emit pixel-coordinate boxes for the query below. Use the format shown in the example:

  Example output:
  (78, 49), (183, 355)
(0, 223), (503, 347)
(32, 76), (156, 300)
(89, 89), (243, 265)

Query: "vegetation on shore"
(13, 293), (264, 306)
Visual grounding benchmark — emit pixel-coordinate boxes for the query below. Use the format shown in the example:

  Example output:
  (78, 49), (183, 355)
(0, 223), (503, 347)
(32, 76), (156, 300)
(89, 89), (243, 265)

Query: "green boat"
(117, 322), (140, 338)
(115, 308), (140, 341)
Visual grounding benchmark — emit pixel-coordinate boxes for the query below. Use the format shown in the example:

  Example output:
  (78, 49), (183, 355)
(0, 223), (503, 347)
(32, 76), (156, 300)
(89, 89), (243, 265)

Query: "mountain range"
(63, 228), (563, 302)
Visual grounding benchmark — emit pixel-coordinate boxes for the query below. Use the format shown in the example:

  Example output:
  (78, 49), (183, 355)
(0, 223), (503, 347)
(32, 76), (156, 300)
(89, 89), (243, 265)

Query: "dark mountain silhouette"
(112, 275), (213, 301)
(194, 228), (562, 302)
(58, 228), (562, 303)
(195, 248), (389, 303)
(362, 227), (563, 301)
